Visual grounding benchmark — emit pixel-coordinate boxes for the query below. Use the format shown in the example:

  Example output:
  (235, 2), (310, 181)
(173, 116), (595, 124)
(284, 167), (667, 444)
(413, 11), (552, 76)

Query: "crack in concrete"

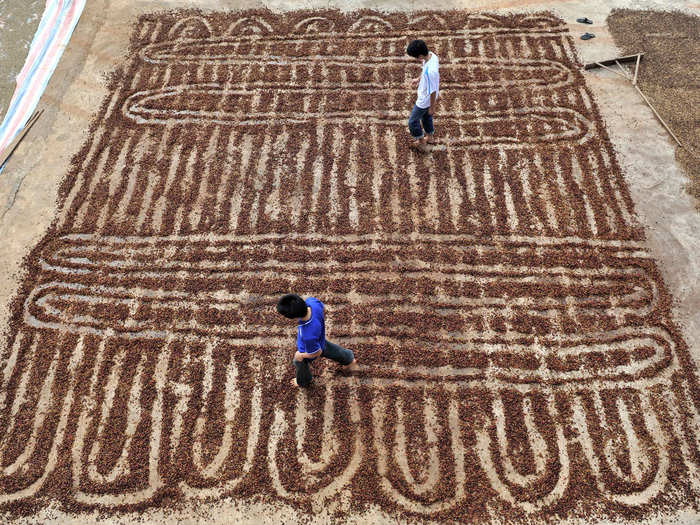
(0, 169), (31, 225)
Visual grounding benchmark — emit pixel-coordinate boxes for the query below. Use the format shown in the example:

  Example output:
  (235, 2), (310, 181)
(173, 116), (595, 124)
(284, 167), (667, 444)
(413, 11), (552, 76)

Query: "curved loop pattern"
(179, 353), (263, 499)
(168, 16), (212, 40)
(348, 15), (393, 33)
(226, 16), (274, 36)
(293, 16), (335, 34)
(475, 392), (570, 513)
(372, 394), (466, 514)
(267, 385), (363, 511)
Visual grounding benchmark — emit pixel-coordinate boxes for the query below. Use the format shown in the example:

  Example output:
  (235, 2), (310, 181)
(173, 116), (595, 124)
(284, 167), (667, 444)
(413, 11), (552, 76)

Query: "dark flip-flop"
(581, 32), (595, 40)
(577, 17), (593, 24)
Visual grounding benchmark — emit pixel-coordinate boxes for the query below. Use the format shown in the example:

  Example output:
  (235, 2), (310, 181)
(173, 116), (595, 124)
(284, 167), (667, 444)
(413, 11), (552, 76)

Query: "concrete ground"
(0, 0), (698, 523)
(0, 0), (43, 120)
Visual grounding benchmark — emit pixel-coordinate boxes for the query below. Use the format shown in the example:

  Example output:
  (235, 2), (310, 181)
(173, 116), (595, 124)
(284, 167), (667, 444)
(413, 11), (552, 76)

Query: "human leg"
(292, 357), (313, 387)
(322, 340), (355, 365)
(422, 111), (435, 143)
(408, 105), (430, 152)
(408, 105), (425, 139)
(421, 111), (434, 136)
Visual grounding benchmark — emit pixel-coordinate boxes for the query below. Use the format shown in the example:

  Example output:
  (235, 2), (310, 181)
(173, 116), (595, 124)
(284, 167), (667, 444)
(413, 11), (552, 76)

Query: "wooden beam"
(584, 53), (681, 147)
(634, 85), (682, 147)
(584, 53), (644, 70)
(614, 60), (632, 80)
(0, 109), (44, 168)
(595, 61), (630, 79)
(633, 53), (641, 85)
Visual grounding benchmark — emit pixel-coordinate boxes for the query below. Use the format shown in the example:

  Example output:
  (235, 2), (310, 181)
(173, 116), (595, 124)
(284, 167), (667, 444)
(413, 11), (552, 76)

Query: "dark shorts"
(292, 340), (354, 387)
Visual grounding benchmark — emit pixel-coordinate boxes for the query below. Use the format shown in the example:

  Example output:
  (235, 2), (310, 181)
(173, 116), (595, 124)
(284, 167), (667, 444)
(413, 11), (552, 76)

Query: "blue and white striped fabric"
(0, 0), (86, 171)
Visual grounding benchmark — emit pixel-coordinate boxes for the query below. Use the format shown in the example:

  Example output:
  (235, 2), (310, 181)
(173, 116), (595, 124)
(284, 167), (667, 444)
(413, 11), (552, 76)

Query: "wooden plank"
(634, 85), (682, 147)
(584, 53), (681, 147)
(0, 109), (44, 168)
(595, 61), (630, 79)
(614, 60), (632, 80)
(633, 53), (641, 85)
(583, 53), (644, 70)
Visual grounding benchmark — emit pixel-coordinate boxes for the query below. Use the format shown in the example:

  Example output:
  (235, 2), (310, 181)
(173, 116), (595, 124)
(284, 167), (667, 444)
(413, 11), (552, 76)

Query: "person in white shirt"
(406, 39), (440, 153)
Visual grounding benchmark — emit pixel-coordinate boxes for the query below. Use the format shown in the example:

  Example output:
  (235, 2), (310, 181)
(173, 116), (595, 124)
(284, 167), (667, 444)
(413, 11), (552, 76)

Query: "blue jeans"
(293, 340), (354, 388)
(408, 105), (434, 139)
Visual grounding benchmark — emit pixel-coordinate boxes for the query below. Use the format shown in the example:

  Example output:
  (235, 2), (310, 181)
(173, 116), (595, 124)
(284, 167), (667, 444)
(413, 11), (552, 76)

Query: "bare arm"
(294, 348), (322, 361)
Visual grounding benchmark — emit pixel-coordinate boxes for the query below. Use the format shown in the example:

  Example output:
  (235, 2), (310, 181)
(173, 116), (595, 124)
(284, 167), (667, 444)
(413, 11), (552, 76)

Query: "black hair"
(406, 39), (429, 58)
(277, 294), (308, 319)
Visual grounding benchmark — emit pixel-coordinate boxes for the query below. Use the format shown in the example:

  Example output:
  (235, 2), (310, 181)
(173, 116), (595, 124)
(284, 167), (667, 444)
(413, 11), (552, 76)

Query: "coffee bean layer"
(0, 9), (698, 523)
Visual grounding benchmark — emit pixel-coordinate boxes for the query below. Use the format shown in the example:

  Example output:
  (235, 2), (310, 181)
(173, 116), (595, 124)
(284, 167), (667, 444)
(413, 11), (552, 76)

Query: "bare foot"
(410, 141), (430, 153)
(425, 134), (437, 144)
(346, 359), (359, 372)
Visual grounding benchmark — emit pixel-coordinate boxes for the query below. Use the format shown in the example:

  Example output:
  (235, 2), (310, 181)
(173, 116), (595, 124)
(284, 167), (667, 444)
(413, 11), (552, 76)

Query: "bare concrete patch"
(607, 9), (700, 209)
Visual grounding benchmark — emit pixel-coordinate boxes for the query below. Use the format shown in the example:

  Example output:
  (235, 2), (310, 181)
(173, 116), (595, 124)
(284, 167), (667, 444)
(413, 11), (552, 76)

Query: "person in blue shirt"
(277, 294), (358, 388)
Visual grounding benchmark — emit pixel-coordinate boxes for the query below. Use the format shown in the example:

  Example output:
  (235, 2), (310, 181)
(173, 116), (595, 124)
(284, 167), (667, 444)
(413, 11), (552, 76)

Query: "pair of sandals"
(577, 17), (595, 40)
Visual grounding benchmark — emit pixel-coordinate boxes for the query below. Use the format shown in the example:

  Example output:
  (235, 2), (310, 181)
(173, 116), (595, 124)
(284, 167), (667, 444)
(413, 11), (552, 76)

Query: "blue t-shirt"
(297, 297), (325, 354)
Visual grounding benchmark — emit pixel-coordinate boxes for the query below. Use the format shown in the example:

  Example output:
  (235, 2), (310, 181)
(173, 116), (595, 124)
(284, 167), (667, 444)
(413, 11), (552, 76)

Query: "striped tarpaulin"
(0, 0), (85, 170)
